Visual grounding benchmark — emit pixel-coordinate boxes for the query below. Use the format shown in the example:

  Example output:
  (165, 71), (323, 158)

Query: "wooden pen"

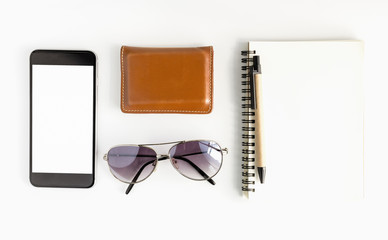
(252, 56), (266, 183)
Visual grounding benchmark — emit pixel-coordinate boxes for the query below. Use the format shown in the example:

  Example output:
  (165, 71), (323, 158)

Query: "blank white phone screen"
(32, 65), (94, 174)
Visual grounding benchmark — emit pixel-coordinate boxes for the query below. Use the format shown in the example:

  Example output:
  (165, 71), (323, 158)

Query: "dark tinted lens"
(169, 141), (223, 180)
(107, 146), (157, 183)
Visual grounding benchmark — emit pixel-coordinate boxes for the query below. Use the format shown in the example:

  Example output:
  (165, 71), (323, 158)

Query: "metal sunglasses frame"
(103, 140), (228, 194)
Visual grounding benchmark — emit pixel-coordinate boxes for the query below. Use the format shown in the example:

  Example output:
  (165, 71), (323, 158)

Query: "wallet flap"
(121, 46), (213, 114)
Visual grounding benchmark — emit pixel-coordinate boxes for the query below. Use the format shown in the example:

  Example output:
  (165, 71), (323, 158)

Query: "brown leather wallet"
(120, 46), (213, 114)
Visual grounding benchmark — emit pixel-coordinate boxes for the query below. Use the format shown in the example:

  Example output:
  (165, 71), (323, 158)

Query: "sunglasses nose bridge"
(157, 154), (170, 160)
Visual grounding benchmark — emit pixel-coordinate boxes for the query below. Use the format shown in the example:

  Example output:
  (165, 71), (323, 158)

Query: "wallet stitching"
(121, 46), (213, 113)
(121, 47), (125, 112)
(208, 46), (213, 112)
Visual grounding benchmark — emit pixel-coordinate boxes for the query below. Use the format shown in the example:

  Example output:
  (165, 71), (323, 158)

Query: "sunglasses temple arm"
(125, 159), (157, 195)
(126, 183), (135, 194)
(173, 156), (216, 185)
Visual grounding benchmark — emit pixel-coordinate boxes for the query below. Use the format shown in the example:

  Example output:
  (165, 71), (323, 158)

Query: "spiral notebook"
(241, 41), (364, 200)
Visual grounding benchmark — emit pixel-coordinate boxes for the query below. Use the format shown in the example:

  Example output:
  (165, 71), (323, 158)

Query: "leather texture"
(121, 46), (213, 114)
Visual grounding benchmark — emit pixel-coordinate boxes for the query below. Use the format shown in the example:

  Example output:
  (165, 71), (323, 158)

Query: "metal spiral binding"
(242, 172), (255, 177)
(241, 49), (256, 193)
(242, 126), (255, 131)
(242, 142), (255, 147)
(241, 104), (251, 109)
(242, 111), (254, 116)
(242, 186), (255, 192)
(242, 119), (255, 124)
(242, 179), (255, 184)
(242, 149), (255, 154)
(242, 164), (255, 169)
(242, 134), (254, 139)
(242, 156), (255, 162)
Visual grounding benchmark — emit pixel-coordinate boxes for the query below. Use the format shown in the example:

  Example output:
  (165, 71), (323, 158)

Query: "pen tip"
(257, 167), (266, 184)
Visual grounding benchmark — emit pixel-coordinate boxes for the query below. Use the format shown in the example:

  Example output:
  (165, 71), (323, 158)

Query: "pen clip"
(249, 66), (257, 109)
(249, 56), (261, 109)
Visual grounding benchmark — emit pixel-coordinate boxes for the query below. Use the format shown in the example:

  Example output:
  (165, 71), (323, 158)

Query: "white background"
(1, 0), (388, 239)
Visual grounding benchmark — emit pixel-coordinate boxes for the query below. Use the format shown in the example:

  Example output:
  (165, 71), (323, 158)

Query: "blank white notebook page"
(249, 41), (364, 200)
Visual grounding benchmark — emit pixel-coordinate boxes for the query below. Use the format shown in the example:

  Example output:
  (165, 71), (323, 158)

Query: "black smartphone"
(30, 50), (96, 188)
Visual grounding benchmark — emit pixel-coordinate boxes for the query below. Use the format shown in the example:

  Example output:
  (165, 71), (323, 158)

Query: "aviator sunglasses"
(103, 140), (228, 194)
